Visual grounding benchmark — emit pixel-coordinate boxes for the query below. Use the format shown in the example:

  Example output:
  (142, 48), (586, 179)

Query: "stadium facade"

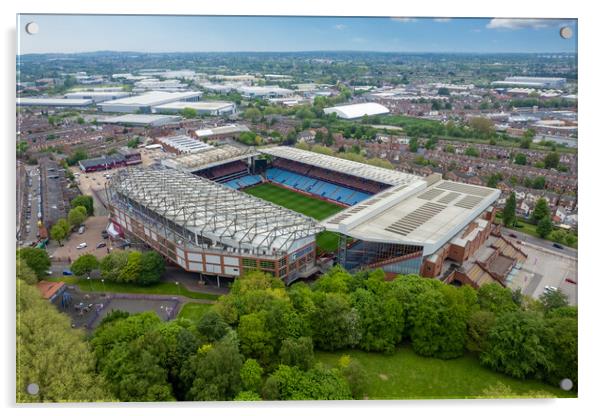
(106, 145), (500, 284)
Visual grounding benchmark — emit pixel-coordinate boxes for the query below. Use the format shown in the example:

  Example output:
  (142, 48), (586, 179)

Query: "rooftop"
(17, 97), (93, 106)
(153, 101), (234, 111)
(258, 146), (417, 186)
(100, 114), (182, 125)
(162, 144), (258, 172)
(322, 180), (500, 255)
(100, 91), (201, 107)
(108, 166), (322, 253)
(195, 124), (250, 137)
(157, 135), (214, 154)
(323, 102), (390, 119)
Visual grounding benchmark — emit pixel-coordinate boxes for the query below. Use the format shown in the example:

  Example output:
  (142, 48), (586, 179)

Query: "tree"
(237, 312), (274, 365)
(469, 117), (494, 137)
(17, 248), (50, 278)
(539, 290), (569, 313)
(183, 332), (243, 401)
(67, 205), (88, 228)
(338, 355), (368, 399)
(100, 250), (129, 281)
(17, 140), (29, 158)
(240, 358), (263, 393)
(480, 311), (552, 379)
(197, 309), (230, 343)
(464, 146), (480, 157)
(310, 292), (361, 351)
(262, 364), (352, 400)
(531, 198), (550, 223)
(531, 176), (546, 190)
(543, 316), (577, 388)
(514, 153), (527, 165)
(477, 284), (518, 315)
(17, 280), (112, 402)
(279, 337), (314, 371)
(137, 251), (165, 285)
(50, 218), (70, 245)
(536, 216), (553, 238)
(119, 250), (142, 283)
(543, 152), (560, 169)
(234, 391), (262, 401)
(16, 257), (38, 285)
(179, 107), (198, 119)
(466, 310), (496, 353)
(70, 254), (99, 276)
(502, 192), (517, 227)
(243, 107), (262, 122)
(71, 195), (94, 216)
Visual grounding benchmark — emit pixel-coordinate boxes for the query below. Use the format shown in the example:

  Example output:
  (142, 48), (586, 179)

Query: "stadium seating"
(266, 167), (372, 206)
(223, 174), (262, 190)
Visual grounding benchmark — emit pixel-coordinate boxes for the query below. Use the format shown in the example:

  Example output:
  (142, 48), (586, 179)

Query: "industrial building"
(63, 91), (131, 103)
(156, 135), (214, 154)
(491, 76), (567, 89)
(99, 91), (201, 113)
(323, 102), (390, 119)
(152, 101), (236, 116)
(17, 97), (94, 107)
(100, 114), (182, 127)
(237, 86), (294, 99)
(78, 147), (142, 172)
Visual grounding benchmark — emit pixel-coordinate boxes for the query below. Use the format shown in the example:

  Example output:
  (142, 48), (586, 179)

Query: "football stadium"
(106, 145), (501, 284)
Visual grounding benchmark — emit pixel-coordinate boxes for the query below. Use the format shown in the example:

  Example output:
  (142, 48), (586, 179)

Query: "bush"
(17, 248), (50, 278)
(70, 254), (99, 276)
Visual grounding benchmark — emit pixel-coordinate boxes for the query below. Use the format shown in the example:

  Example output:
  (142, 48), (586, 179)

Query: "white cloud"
(391, 17), (417, 23)
(486, 18), (572, 30)
(333, 24), (347, 31)
(434, 18), (451, 23)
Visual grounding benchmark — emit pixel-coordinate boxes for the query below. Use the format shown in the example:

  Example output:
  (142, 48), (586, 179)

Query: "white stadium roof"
(322, 179), (500, 255)
(157, 135), (214, 154)
(162, 144), (258, 172)
(323, 102), (389, 119)
(258, 146), (417, 186)
(109, 166), (322, 254)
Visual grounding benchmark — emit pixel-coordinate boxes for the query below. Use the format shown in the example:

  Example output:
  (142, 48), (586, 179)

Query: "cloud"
(434, 18), (451, 23)
(391, 17), (417, 23)
(333, 24), (347, 31)
(486, 18), (573, 30)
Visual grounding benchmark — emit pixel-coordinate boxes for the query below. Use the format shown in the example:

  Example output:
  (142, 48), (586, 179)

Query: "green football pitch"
(244, 182), (344, 220)
(244, 182), (344, 252)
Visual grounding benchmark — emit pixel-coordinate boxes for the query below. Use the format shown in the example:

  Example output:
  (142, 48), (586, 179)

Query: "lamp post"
(101, 278), (106, 293)
(175, 281), (181, 297)
(87, 275), (95, 292)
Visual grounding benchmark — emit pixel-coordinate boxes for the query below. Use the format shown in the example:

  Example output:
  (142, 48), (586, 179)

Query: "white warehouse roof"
(153, 101), (235, 113)
(100, 114), (182, 126)
(323, 102), (389, 119)
(99, 91), (201, 109)
(17, 97), (93, 107)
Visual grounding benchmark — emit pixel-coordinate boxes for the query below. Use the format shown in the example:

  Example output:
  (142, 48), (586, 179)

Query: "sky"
(17, 15), (578, 54)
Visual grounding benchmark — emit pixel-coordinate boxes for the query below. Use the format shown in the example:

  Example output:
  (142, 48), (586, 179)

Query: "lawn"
(317, 346), (576, 400)
(177, 302), (213, 321)
(244, 182), (344, 221)
(50, 277), (220, 301)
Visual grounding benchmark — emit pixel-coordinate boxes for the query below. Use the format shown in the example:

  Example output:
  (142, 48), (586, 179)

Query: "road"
(18, 165), (42, 246)
(500, 227), (577, 259)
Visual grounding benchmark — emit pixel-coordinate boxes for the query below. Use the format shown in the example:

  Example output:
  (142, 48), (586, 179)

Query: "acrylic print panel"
(16, 14), (578, 403)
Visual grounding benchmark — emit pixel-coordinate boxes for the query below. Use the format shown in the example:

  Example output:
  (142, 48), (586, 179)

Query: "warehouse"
(237, 86), (294, 99)
(99, 91), (202, 113)
(99, 114), (182, 127)
(323, 102), (390, 119)
(17, 97), (93, 107)
(152, 101), (236, 116)
(63, 91), (131, 103)
(195, 124), (250, 141)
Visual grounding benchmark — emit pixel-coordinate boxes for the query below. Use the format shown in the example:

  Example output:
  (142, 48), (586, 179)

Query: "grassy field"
(317, 347), (576, 400)
(177, 302), (213, 321)
(244, 182), (344, 221)
(50, 277), (220, 301)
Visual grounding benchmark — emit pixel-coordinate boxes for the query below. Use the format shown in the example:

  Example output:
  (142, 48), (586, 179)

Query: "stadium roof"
(323, 102), (389, 119)
(322, 179), (500, 256)
(195, 124), (250, 137)
(100, 91), (201, 107)
(17, 97), (93, 107)
(157, 135), (214, 154)
(162, 144), (258, 172)
(108, 166), (322, 253)
(258, 146), (418, 186)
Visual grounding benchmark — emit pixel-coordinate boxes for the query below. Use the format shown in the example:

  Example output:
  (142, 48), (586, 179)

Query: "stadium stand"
(198, 160), (248, 182)
(224, 174), (263, 190)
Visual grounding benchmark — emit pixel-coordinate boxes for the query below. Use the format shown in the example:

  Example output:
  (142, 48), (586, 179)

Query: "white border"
(2, 1), (600, 415)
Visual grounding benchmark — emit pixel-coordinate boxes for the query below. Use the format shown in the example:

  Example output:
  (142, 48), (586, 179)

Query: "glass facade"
(338, 236), (423, 275)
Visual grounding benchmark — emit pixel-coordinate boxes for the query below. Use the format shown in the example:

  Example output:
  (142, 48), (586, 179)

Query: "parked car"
(78, 225), (86, 234)
(544, 285), (558, 293)
(76, 242), (87, 249)
(565, 278), (577, 285)
(96, 242), (107, 249)
(62, 269), (73, 276)
(101, 230), (109, 239)
(45, 270), (53, 276)
(553, 243), (564, 249)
